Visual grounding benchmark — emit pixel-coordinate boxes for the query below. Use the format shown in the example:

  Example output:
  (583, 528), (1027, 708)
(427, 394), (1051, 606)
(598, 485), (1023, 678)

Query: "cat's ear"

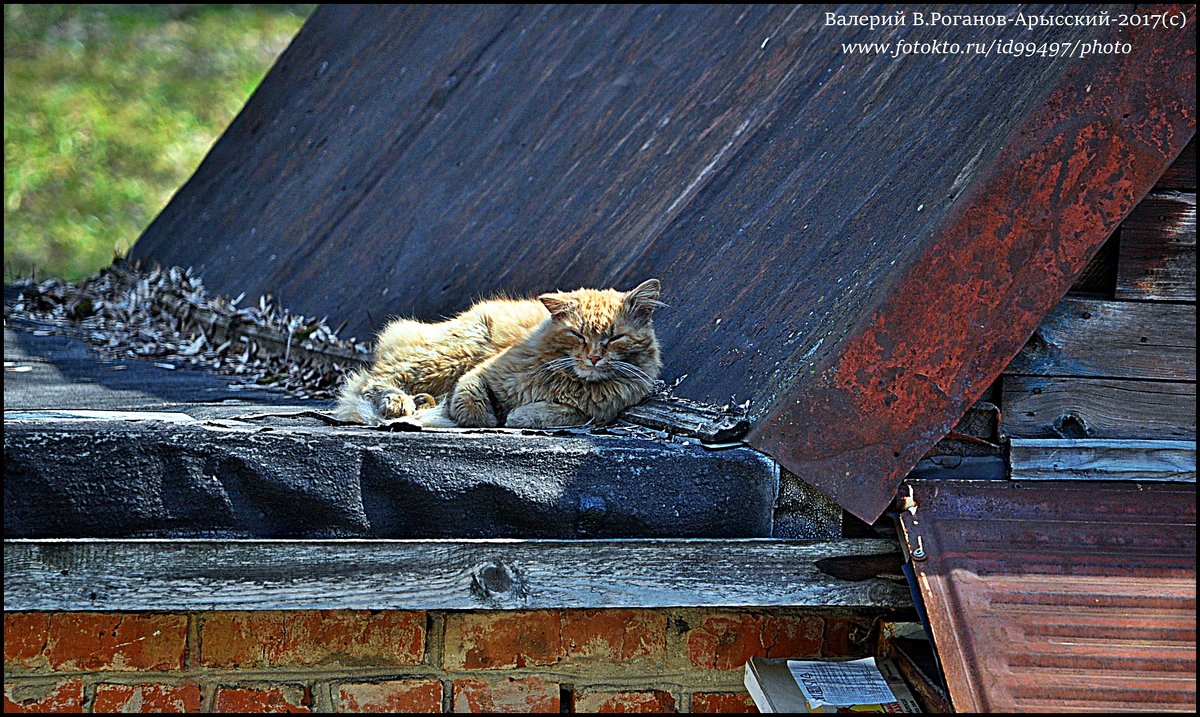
(539, 292), (576, 320)
(622, 278), (663, 324)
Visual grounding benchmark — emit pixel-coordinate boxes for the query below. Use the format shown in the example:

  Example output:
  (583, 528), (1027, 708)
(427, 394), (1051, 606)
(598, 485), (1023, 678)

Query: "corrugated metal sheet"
(898, 479), (1197, 712)
(130, 4), (1196, 521)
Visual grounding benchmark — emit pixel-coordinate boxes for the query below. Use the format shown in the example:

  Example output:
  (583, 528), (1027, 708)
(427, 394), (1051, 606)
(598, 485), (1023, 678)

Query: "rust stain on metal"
(750, 4), (1196, 521)
(130, 6), (1194, 521)
(898, 479), (1196, 712)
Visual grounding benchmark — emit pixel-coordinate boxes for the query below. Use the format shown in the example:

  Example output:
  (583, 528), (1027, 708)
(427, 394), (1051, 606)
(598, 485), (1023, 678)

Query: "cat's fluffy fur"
(335, 279), (663, 428)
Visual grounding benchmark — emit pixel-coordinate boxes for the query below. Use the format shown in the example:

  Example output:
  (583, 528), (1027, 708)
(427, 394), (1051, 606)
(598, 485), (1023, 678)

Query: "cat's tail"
(334, 368), (383, 424)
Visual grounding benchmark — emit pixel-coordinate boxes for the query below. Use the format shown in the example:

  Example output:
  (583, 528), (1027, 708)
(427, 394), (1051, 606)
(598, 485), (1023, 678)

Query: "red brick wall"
(3, 608), (884, 713)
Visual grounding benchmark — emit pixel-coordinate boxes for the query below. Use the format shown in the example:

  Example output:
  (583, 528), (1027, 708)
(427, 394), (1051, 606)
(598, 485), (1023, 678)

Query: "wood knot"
(1052, 412), (1091, 439)
(470, 560), (526, 605)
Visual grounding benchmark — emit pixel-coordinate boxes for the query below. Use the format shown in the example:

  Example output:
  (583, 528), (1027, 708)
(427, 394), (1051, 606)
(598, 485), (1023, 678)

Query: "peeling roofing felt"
(2, 326), (783, 540)
(129, 4), (1196, 520)
(899, 480), (1197, 713)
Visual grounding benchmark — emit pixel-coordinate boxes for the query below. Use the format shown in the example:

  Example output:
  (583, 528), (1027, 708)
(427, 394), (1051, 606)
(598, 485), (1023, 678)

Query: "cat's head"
(536, 279), (663, 384)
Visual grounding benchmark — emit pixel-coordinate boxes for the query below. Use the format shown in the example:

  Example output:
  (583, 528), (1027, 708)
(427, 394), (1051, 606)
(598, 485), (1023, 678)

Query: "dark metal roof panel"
(899, 479), (1197, 713)
(130, 4), (1196, 520)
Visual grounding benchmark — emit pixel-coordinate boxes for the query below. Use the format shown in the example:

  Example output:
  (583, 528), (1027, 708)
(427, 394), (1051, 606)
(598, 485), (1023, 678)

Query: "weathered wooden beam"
(1009, 438), (1196, 482)
(1006, 298), (1195, 381)
(2, 538), (911, 611)
(1115, 190), (1196, 301)
(621, 397), (749, 443)
(1002, 376), (1196, 440)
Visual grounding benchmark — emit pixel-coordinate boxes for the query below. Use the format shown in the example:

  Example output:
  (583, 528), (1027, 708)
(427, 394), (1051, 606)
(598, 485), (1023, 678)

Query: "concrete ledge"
(4, 415), (782, 539)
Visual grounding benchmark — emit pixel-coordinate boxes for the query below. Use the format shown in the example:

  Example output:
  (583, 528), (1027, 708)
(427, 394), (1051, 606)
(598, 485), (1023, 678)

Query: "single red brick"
(213, 686), (311, 713)
(561, 610), (666, 662)
(685, 613), (823, 670)
(691, 692), (759, 713)
(764, 613), (825, 660)
(574, 690), (677, 713)
(200, 611), (425, 668)
(822, 616), (873, 657)
(2, 679), (84, 713)
(452, 677), (559, 713)
(443, 611), (562, 670)
(45, 613), (187, 672)
(338, 680), (443, 713)
(4, 613), (50, 669)
(92, 683), (202, 713)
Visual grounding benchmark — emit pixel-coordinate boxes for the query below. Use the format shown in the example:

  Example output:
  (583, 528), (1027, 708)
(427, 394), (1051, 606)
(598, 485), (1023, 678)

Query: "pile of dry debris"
(4, 262), (370, 399)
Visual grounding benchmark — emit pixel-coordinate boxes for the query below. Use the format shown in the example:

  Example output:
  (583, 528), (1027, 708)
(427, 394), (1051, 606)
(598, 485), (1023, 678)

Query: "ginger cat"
(336, 279), (663, 428)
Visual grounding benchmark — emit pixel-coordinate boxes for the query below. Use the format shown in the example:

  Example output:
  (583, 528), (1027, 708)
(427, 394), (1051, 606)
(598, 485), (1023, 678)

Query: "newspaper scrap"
(786, 657), (898, 709)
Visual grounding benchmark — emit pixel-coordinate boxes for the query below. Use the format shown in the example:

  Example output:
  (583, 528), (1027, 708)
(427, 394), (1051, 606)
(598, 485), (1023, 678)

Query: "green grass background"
(4, 4), (314, 281)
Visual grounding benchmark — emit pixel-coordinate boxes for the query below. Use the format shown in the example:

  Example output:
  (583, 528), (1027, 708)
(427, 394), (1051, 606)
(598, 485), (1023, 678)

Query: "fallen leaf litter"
(4, 261), (370, 400)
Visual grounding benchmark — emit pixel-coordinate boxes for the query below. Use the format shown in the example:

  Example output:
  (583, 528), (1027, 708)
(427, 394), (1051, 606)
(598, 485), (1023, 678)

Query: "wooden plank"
(1115, 191), (1196, 301)
(1009, 438), (1196, 482)
(622, 396), (749, 443)
(2, 538), (911, 612)
(1006, 297), (1195, 380)
(1156, 138), (1196, 190)
(1002, 376), (1196, 440)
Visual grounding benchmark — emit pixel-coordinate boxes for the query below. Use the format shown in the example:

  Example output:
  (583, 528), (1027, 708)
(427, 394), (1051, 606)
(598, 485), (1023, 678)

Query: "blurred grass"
(4, 4), (315, 281)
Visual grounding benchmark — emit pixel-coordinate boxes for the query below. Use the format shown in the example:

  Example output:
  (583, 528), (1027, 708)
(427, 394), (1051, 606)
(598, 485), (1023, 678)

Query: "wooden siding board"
(1002, 376), (1196, 440)
(1115, 190), (1197, 301)
(1006, 298), (1195, 381)
(2, 538), (912, 611)
(1009, 438), (1196, 482)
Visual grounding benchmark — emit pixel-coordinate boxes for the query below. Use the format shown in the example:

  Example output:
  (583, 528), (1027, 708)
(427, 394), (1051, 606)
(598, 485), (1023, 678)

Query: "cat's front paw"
(363, 384), (416, 418)
(506, 402), (583, 429)
(450, 393), (498, 428)
(504, 405), (546, 428)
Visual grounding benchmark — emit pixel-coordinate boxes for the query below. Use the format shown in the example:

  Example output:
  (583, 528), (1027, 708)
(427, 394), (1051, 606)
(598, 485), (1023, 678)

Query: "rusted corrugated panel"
(130, 5), (1196, 521)
(898, 480), (1197, 712)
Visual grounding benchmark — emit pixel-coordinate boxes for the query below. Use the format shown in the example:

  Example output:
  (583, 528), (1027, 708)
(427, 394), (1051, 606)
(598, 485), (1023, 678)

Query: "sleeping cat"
(335, 279), (663, 428)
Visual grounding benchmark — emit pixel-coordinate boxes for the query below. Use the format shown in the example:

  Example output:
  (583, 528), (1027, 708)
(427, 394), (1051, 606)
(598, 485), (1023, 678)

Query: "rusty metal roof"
(898, 479), (1197, 712)
(130, 4), (1196, 521)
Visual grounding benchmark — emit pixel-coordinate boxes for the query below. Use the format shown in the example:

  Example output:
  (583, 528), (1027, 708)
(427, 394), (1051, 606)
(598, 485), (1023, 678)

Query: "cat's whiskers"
(609, 360), (656, 389)
(536, 356), (576, 376)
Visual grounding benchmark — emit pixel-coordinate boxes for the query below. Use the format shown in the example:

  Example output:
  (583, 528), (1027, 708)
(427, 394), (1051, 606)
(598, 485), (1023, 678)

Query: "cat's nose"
(587, 354), (602, 365)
